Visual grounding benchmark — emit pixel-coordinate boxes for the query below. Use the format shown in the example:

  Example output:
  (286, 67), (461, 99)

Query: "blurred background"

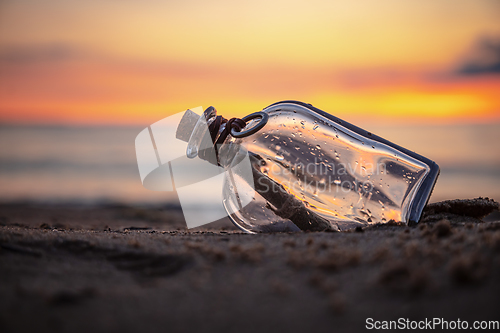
(0, 0), (499, 205)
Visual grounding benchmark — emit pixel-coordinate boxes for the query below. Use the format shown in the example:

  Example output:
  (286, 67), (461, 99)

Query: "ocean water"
(0, 123), (499, 205)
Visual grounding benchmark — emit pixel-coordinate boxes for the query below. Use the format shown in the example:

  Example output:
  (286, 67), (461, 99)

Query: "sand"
(1, 198), (499, 333)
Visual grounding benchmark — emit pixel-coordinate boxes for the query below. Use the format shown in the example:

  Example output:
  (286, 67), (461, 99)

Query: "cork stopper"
(176, 109), (201, 142)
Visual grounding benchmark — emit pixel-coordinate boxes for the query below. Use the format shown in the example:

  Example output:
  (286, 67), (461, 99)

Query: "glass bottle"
(179, 100), (440, 233)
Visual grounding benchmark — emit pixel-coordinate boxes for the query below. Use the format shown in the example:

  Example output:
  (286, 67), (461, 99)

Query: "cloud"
(455, 36), (500, 75)
(0, 44), (77, 64)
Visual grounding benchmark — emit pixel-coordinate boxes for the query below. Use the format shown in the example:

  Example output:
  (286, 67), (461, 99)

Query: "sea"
(0, 123), (499, 205)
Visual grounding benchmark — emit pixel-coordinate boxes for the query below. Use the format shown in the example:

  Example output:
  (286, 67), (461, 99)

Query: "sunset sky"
(0, 0), (499, 125)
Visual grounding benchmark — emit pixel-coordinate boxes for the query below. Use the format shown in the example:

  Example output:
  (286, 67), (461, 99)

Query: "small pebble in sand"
(433, 219), (453, 238)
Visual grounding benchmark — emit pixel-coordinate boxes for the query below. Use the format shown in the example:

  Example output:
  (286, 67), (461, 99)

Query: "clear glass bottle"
(181, 101), (440, 233)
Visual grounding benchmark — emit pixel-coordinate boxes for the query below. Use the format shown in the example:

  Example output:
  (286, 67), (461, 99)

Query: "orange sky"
(0, 0), (499, 125)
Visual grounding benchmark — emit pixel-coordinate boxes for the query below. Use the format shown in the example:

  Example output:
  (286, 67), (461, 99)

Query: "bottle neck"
(184, 106), (268, 166)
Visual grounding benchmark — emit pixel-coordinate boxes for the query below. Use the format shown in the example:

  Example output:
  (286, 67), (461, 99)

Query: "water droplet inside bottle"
(313, 124), (319, 130)
(275, 154), (284, 161)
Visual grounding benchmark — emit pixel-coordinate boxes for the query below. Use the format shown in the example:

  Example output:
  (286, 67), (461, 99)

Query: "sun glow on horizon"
(0, 0), (499, 125)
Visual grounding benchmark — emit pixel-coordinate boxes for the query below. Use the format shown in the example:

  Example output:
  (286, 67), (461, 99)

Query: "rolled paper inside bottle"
(248, 154), (338, 232)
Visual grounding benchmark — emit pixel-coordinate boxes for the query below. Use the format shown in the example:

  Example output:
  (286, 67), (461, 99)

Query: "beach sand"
(1, 198), (499, 333)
